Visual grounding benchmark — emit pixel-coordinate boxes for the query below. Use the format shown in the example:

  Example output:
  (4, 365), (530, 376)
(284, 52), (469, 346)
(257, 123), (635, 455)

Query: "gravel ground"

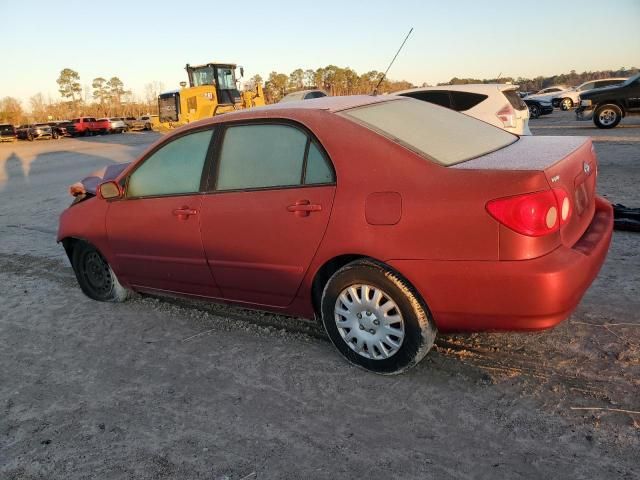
(1, 112), (639, 479)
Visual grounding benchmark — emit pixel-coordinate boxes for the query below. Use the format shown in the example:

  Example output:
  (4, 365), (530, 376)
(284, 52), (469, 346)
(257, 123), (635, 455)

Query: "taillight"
(486, 189), (571, 237)
(496, 104), (516, 128)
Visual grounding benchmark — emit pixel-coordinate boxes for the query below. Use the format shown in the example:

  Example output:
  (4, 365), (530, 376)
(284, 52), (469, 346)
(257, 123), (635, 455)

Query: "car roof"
(394, 84), (519, 95)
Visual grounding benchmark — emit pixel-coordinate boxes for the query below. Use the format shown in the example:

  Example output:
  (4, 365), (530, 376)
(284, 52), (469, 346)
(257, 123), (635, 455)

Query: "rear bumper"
(389, 196), (613, 332)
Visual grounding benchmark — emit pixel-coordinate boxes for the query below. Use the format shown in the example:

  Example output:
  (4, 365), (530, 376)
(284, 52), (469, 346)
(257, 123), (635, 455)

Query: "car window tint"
(128, 129), (213, 197)
(502, 90), (528, 110)
(450, 91), (488, 111)
(304, 142), (334, 184)
(216, 124), (307, 190)
(402, 91), (452, 109)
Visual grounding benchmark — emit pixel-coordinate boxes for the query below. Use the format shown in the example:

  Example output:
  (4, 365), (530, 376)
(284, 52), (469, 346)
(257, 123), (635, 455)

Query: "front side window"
(215, 124), (334, 191)
(190, 66), (215, 87)
(342, 98), (517, 166)
(128, 129), (213, 197)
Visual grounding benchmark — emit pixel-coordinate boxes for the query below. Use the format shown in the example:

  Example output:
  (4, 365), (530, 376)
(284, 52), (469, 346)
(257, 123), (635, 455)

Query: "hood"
(69, 162), (130, 196)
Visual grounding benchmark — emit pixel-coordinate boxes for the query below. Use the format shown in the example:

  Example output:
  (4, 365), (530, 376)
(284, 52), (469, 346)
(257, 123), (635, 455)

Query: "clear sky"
(1, 0), (639, 106)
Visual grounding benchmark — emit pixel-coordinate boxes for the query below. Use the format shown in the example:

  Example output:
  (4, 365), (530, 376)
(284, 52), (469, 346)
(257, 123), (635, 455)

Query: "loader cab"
(186, 63), (242, 105)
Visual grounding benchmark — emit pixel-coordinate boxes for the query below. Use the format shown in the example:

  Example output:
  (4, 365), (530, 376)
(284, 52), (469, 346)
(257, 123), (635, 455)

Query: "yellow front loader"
(158, 62), (265, 127)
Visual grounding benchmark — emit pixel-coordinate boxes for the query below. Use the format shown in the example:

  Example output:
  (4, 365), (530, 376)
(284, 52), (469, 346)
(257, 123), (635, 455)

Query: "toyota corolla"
(58, 95), (613, 374)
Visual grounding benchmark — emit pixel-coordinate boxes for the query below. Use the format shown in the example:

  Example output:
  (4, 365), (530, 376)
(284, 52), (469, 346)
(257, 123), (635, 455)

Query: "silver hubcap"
(562, 99), (571, 109)
(334, 284), (405, 360)
(598, 109), (617, 126)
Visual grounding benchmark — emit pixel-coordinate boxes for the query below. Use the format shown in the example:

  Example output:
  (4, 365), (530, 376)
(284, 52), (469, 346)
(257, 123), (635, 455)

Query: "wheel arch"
(595, 101), (626, 117)
(309, 254), (431, 322)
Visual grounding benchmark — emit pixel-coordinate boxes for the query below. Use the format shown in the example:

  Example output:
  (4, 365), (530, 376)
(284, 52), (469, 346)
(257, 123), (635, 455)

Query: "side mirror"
(98, 181), (123, 200)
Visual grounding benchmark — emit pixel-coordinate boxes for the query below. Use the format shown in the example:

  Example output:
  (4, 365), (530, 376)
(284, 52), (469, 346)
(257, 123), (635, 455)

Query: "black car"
(48, 121), (71, 138)
(523, 98), (554, 119)
(576, 73), (640, 128)
(0, 123), (16, 142)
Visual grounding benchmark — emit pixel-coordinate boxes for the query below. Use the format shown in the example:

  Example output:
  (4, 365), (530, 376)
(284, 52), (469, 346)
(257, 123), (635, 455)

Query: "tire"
(52, 131), (59, 139)
(528, 104), (540, 119)
(71, 241), (130, 302)
(321, 260), (437, 374)
(145, 123), (151, 131)
(560, 98), (573, 111)
(27, 133), (33, 141)
(593, 104), (622, 129)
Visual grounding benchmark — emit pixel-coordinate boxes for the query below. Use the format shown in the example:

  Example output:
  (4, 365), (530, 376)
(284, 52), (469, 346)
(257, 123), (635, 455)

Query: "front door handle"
(287, 200), (322, 217)
(173, 206), (197, 219)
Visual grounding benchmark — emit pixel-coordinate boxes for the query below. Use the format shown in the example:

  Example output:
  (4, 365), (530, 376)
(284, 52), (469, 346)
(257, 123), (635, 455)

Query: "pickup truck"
(66, 117), (101, 136)
(576, 73), (640, 128)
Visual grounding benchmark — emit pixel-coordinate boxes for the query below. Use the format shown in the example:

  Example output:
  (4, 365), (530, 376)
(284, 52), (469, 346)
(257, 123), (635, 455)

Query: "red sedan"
(58, 95), (613, 374)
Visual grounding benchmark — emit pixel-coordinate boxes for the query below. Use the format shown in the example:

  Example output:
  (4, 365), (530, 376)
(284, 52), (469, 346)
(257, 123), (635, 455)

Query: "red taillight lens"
(487, 190), (561, 237)
(496, 104), (515, 128)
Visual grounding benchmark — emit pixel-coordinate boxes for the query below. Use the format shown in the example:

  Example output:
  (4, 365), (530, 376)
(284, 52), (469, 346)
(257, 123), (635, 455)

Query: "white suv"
(394, 84), (531, 135)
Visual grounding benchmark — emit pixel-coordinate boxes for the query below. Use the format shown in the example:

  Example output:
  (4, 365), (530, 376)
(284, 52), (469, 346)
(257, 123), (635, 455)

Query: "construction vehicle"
(158, 62), (265, 127)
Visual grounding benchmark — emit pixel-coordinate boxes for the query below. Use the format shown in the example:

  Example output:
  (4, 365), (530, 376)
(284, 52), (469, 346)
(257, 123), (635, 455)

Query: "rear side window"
(217, 125), (306, 190)
(128, 129), (213, 197)
(450, 91), (488, 111)
(401, 91), (452, 109)
(503, 90), (528, 110)
(215, 124), (334, 191)
(342, 98), (517, 166)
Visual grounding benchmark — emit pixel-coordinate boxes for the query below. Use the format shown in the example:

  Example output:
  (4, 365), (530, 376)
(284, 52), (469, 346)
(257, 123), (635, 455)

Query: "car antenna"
(373, 27), (414, 96)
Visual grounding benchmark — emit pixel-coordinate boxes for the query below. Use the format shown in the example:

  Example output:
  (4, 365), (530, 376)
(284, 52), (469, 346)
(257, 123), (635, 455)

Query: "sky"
(1, 0), (639, 107)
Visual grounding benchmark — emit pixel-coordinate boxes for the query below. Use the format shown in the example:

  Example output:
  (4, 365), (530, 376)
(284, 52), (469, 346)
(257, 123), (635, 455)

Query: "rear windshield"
(341, 98), (517, 166)
(0, 125), (14, 134)
(503, 90), (527, 110)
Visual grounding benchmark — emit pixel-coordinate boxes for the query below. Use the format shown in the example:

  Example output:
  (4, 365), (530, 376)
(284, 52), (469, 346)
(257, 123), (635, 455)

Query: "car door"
(625, 78), (640, 111)
(106, 128), (221, 297)
(199, 122), (336, 307)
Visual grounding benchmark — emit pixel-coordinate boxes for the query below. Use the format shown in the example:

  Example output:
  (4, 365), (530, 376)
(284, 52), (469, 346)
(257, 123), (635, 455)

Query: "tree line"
(0, 68), (163, 125)
(439, 67), (639, 92)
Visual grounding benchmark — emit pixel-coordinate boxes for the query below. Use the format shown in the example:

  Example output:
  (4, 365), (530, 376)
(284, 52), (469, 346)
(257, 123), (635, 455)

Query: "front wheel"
(321, 260), (436, 374)
(593, 104), (622, 129)
(560, 98), (573, 110)
(71, 241), (131, 302)
(528, 104), (540, 119)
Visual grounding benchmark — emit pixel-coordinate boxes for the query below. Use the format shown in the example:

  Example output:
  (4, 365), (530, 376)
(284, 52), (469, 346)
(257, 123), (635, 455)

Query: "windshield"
(341, 98), (518, 166)
(189, 66), (215, 87)
(216, 67), (236, 90)
(621, 73), (640, 86)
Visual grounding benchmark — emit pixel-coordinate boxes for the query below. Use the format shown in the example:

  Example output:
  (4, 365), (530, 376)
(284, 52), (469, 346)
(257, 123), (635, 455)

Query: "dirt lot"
(1, 112), (639, 479)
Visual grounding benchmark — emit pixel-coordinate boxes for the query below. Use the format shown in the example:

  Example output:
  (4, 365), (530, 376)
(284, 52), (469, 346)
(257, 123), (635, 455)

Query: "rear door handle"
(287, 200), (322, 217)
(173, 206), (198, 219)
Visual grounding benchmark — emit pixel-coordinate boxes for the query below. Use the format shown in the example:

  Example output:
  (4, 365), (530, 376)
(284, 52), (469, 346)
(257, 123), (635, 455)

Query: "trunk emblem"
(583, 162), (591, 175)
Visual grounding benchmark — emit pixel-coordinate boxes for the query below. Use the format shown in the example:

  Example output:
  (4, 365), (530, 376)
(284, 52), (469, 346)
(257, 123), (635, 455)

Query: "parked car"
(523, 98), (554, 119)
(48, 121), (71, 138)
(0, 123), (17, 142)
(17, 124), (53, 141)
(34, 122), (62, 139)
(576, 73), (640, 128)
(66, 117), (100, 136)
(131, 115), (157, 131)
(59, 95), (612, 374)
(108, 117), (128, 133)
(279, 90), (329, 103)
(551, 78), (628, 110)
(123, 117), (137, 129)
(524, 86), (570, 105)
(394, 84), (531, 135)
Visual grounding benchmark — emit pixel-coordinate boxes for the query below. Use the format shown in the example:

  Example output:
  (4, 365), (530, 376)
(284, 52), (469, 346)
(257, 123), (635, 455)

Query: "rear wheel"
(52, 131), (59, 139)
(71, 241), (130, 302)
(593, 104), (622, 129)
(321, 260), (436, 374)
(560, 98), (573, 110)
(27, 133), (33, 141)
(528, 103), (540, 119)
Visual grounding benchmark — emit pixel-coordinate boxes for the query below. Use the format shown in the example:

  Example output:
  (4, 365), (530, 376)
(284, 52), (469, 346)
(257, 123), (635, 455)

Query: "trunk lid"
(453, 136), (597, 247)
